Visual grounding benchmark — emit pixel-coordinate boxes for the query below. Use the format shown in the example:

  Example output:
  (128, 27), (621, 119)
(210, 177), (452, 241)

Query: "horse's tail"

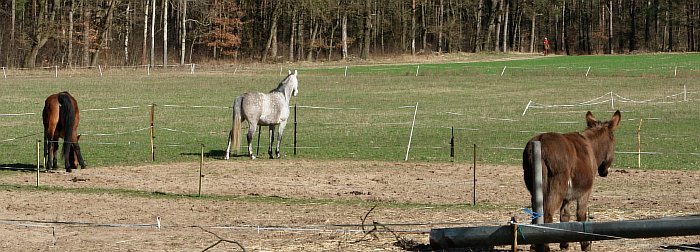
(231, 96), (244, 155)
(58, 92), (75, 164)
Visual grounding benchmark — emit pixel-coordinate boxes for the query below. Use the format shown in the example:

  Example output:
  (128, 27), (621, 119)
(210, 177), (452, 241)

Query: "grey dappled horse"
(224, 70), (299, 160)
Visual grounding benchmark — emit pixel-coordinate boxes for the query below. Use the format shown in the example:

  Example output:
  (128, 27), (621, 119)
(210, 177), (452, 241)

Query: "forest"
(0, 0), (698, 68)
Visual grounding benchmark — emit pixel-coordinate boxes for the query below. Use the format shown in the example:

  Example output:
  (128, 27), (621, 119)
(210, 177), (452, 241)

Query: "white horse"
(225, 70), (299, 160)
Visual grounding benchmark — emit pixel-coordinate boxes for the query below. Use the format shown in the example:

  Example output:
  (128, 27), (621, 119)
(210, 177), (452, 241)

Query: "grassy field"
(1, 53), (699, 170)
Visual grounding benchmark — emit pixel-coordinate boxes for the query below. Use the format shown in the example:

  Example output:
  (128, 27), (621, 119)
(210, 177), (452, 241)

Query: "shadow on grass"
(179, 149), (253, 160)
(0, 163), (38, 170)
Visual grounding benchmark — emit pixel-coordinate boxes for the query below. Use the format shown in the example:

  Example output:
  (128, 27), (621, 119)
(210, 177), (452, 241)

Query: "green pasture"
(1, 53), (699, 170)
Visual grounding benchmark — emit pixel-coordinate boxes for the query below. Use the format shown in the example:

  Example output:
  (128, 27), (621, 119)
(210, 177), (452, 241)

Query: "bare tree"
(23, 0), (60, 68)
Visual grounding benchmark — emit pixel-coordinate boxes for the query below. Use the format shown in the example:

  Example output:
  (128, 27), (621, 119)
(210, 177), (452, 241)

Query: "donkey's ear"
(585, 111), (597, 128)
(294, 69), (298, 76)
(609, 110), (621, 130)
(288, 69), (292, 75)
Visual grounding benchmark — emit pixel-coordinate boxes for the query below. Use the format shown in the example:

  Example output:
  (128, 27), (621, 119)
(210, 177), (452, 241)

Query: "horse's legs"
(559, 199), (573, 250)
(74, 143), (86, 169)
(537, 179), (565, 252)
(276, 122), (288, 159)
(577, 192), (593, 251)
(44, 137), (52, 169)
(51, 140), (59, 169)
(267, 125), (275, 159)
(224, 130), (233, 160)
(247, 123), (257, 159)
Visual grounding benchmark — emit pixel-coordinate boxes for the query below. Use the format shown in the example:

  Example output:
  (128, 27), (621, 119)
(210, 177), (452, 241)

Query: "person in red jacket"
(543, 37), (550, 56)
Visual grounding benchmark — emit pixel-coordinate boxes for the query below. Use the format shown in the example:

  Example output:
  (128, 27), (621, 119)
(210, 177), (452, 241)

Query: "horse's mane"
(270, 74), (291, 93)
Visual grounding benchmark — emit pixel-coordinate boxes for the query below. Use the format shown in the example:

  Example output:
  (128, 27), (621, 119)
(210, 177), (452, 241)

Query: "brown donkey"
(523, 110), (621, 251)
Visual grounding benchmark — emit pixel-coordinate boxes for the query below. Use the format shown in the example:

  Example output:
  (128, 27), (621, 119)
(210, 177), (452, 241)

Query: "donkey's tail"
(58, 92), (75, 164)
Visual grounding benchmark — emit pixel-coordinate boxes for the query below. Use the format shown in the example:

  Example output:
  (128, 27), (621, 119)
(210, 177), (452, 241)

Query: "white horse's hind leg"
(224, 130), (232, 160)
(276, 122), (287, 159)
(268, 125), (276, 159)
(247, 124), (257, 159)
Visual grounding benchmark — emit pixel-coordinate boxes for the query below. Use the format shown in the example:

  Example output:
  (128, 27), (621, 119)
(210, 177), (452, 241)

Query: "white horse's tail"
(231, 96), (243, 155)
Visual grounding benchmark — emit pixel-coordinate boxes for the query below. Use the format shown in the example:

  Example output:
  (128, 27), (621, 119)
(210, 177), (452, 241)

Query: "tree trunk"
(23, 0), (60, 68)
(609, 0), (613, 53)
(438, 0), (444, 53)
(486, 0), (499, 51)
(297, 12), (304, 61)
(411, 0), (416, 55)
(163, 0), (168, 66)
(124, 1), (130, 65)
(180, 0), (186, 65)
(421, 0), (427, 52)
(530, 11), (536, 53)
(68, 0), (75, 66)
(686, 0), (695, 51)
(361, 0), (371, 59)
(150, 0), (156, 65)
(502, 0), (509, 52)
(342, 6), (348, 60)
(142, 0), (149, 65)
(289, 9), (296, 62)
(11, 0), (16, 44)
(307, 21), (319, 61)
(666, 0), (673, 51)
(90, 0), (116, 66)
(495, 0), (503, 52)
(262, 1), (280, 62)
(629, 0), (637, 51)
(474, 0), (483, 52)
(82, 1), (90, 66)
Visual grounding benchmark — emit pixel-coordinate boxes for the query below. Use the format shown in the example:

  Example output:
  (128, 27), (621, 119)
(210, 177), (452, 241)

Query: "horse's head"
(287, 69), (299, 97)
(585, 110), (621, 177)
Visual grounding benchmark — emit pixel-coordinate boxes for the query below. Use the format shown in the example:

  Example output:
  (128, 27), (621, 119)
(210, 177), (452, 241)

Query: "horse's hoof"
(66, 169), (72, 173)
(80, 165), (87, 169)
(250, 155), (256, 160)
(224, 155), (229, 160)
(580, 241), (591, 251)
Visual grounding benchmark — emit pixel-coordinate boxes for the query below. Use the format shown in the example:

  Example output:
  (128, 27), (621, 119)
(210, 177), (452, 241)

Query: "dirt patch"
(0, 160), (698, 251)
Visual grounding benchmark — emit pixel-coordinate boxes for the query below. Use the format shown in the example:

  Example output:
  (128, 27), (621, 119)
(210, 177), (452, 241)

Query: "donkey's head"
(585, 110), (621, 177)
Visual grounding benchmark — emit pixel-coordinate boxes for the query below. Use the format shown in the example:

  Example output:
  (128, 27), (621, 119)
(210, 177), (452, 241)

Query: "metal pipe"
(430, 215), (700, 249)
(531, 141), (545, 252)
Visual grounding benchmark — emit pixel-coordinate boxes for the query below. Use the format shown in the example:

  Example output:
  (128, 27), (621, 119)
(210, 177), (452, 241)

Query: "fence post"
(450, 127), (454, 162)
(2, 67), (6, 78)
(472, 143), (477, 205)
(150, 104), (156, 161)
(610, 91), (615, 110)
(637, 118), (644, 168)
(405, 102), (419, 161)
(531, 140), (545, 252)
(36, 139), (41, 187)
(199, 144), (204, 196)
(294, 103), (297, 155)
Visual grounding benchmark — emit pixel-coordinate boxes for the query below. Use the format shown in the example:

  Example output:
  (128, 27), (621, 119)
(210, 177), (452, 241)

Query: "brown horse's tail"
(58, 92), (75, 165)
(231, 96), (243, 155)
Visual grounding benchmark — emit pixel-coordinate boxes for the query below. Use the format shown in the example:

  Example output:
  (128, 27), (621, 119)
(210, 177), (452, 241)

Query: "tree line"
(1, 0), (697, 68)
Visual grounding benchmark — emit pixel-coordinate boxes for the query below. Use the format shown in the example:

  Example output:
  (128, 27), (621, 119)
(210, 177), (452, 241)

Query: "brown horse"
(523, 110), (621, 251)
(43, 92), (86, 172)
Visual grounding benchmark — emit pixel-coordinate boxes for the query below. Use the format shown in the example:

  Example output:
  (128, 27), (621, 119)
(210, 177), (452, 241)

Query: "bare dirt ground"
(0, 159), (698, 251)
